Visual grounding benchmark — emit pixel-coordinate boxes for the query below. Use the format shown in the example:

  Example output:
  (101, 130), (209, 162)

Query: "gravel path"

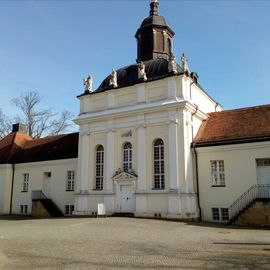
(0, 217), (269, 269)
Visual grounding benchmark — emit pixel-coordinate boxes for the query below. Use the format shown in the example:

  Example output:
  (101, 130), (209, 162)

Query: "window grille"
(95, 145), (104, 190)
(123, 143), (132, 172)
(66, 171), (75, 191)
(22, 173), (29, 192)
(153, 139), (165, 189)
(211, 160), (225, 186)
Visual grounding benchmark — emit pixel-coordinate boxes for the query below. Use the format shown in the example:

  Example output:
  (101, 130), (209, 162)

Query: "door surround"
(112, 171), (137, 213)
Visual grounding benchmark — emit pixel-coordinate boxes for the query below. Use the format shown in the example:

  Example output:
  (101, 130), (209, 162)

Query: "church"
(0, 0), (269, 225)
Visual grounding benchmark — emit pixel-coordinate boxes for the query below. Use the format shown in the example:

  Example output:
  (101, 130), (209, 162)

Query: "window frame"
(153, 139), (165, 190)
(65, 205), (74, 215)
(95, 145), (104, 190)
(211, 207), (229, 221)
(66, 170), (75, 192)
(20, 204), (28, 215)
(211, 160), (225, 187)
(123, 142), (132, 173)
(22, 173), (29, 192)
(211, 207), (220, 221)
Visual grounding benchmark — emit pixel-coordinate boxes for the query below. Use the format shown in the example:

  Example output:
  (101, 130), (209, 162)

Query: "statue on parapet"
(84, 75), (93, 93)
(138, 61), (147, 81)
(109, 69), (118, 88)
(168, 54), (178, 74)
(181, 53), (190, 73)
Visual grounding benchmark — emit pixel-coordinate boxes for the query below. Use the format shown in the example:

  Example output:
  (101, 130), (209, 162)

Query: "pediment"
(112, 171), (137, 181)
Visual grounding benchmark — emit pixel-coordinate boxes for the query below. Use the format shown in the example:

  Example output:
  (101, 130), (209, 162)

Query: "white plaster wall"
(12, 159), (77, 215)
(75, 74), (220, 218)
(0, 165), (13, 214)
(197, 142), (270, 221)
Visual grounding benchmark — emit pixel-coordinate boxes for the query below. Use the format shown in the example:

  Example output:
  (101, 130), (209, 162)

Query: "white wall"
(197, 141), (270, 222)
(12, 159), (77, 215)
(0, 164), (13, 214)
(75, 74), (221, 218)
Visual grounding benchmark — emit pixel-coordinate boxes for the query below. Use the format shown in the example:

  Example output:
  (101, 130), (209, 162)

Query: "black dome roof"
(95, 58), (183, 93)
(140, 14), (169, 29)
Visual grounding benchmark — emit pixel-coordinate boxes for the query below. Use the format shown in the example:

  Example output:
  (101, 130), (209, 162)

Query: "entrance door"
(120, 185), (135, 213)
(257, 159), (270, 185)
(43, 173), (51, 198)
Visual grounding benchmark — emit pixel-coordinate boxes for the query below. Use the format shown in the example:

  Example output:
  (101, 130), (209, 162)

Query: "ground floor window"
(65, 205), (74, 215)
(211, 208), (229, 221)
(20, 205), (28, 215)
(256, 159), (270, 185)
(221, 208), (229, 220)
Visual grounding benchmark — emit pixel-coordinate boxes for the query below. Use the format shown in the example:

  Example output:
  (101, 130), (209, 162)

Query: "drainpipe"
(215, 102), (219, 112)
(9, 163), (15, 215)
(192, 142), (202, 221)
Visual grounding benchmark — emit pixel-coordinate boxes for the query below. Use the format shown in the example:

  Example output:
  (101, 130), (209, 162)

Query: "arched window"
(123, 142), (132, 172)
(95, 145), (104, 190)
(153, 139), (165, 189)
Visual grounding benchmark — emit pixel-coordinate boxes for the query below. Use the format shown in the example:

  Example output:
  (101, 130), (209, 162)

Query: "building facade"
(0, 0), (269, 224)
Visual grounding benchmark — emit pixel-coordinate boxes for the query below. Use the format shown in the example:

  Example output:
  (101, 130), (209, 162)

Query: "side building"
(0, 124), (78, 217)
(194, 105), (270, 225)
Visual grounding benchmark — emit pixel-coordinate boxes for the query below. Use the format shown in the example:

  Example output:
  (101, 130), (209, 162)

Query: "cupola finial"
(150, 0), (159, 16)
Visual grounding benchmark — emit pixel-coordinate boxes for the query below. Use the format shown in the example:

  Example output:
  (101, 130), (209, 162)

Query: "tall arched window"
(95, 145), (104, 190)
(123, 142), (132, 172)
(153, 139), (165, 189)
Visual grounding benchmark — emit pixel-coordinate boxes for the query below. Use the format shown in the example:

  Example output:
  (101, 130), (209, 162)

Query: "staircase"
(32, 191), (63, 218)
(228, 184), (270, 225)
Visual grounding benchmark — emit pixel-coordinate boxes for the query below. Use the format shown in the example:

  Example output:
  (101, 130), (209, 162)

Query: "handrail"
(31, 190), (47, 200)
(228, 184), (270, 222)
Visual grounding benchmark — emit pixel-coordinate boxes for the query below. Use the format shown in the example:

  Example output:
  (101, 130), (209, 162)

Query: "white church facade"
(0, 0), (269, 225)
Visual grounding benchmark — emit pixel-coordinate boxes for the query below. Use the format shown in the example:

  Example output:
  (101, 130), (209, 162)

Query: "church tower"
(135, 0), (175, 63)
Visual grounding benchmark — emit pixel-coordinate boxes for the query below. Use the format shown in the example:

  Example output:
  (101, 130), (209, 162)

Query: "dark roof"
(195, 104), (270, 147)
(0, 132), (32, 164)
(0, 132), (78, 164)
(140, 15), (170, 29)
(91, 58), (183, 94)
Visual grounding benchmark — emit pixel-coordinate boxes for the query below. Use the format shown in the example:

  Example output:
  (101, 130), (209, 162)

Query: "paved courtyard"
(0, 217), (269, 270)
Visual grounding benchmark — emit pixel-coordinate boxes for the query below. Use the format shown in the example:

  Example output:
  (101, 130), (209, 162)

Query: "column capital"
(106, 128), (115, 133)
(166, 119), (178, 125)
(81, 130), (90, 136)
(136, 123), (146, 129)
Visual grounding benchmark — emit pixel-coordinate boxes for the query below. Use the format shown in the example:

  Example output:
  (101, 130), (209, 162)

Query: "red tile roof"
(0, 132), (78, 164)
(195, 104), (270, 147)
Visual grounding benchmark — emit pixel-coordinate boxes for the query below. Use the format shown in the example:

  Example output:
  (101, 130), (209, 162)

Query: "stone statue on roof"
(84, 75), (93, 93)
(181, 53), (190, 73)
(138, 61), (147, 81)
(168, 54), (178, 74)
(109, 69), (118, 88)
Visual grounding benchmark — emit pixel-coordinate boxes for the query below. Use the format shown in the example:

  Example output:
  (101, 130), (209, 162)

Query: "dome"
(94, 58), (183, 93)
(140, 14), (169, 29)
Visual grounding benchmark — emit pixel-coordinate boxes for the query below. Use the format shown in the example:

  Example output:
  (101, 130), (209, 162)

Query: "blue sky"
(0, 0), (270, 120)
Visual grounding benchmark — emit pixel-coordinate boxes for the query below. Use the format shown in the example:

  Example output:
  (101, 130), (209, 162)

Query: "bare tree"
(11, 91), (74, 138)
(0, 110), (12, 139)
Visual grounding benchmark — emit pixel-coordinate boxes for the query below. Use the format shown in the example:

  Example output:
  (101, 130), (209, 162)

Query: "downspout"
(189, 78), (201, 220)
(192, 142), (202, 221)
(9, 163), (15, 215)
(215, 102), (219, 112)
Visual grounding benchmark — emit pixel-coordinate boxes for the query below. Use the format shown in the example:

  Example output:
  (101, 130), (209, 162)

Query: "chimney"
(12, 123), (26, 134)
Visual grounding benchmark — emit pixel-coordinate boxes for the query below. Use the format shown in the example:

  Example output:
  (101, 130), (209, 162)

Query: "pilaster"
(80, 131), (90, 192)
(167, 112), (179, 191)
(137, 122), (146, 190)
(106, 128), (115, 191)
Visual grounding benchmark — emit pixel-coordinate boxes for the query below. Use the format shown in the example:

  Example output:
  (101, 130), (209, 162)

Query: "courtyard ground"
(0, 217), (269, 270)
